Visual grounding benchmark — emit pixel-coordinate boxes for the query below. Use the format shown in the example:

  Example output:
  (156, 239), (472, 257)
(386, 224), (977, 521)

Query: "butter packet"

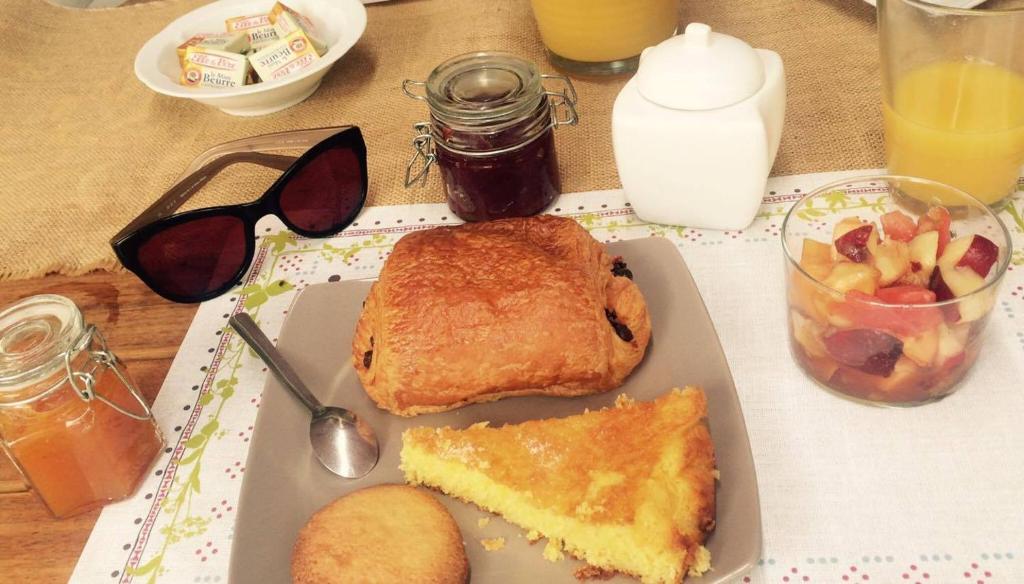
(180, 46), (251, 88)
(248, 29), (320, 83)
(176, 32), (250, 66)
(271, 11), (327, 56)
(268, 2), (327, 56)
(226, 14), (279, 52)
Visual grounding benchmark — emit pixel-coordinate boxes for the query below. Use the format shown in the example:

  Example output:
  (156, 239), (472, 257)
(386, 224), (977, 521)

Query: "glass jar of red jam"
(403, 51), (578, 222)
(0, 295), (163, 518)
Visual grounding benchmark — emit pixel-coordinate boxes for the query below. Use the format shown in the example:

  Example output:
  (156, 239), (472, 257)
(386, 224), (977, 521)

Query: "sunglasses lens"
(279, 147), (363, 234)
(135, 215), (248, 300)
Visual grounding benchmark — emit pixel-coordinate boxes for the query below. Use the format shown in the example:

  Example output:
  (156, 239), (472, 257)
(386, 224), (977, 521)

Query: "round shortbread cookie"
(291, 484), (468, 583)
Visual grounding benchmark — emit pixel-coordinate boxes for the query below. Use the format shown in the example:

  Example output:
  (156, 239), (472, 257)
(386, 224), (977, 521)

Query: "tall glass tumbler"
(530, 0), (679, 76)
(879, 0), (1024, 206)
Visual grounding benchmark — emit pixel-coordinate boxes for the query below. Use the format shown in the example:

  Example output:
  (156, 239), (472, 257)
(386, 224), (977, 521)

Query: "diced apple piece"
(934, 236), (990, 314)
(917, 206), (951, 256)
(866, 225), (880, 256)
(824, 262), (880, 295)
(934, 265), (985, 298)
(801, 238), (832, 265)
(827, 309), (855, 329)
(789, 268), (836, 325)
(896, 269), (930, 289)
(831, 218), (876, 261)
(955, 287), (995, 323)
(936, 236), (974, 272)
(832, 217), (867, 242)
(872, 239), (911, 286)
(800, 239), (834, 281)
(791, 310), (829, 359)
(928, 268), (965, 322)
(955, 235), (999, 278)
(834, 224), (877, 263)
(936, 321), (970, 366)
(907, 230), (939, 281)
(901, 327), (939, 367)
(873, 356), (923, 394)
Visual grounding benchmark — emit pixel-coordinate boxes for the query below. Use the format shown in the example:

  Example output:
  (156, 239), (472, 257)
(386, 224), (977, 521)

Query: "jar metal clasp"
(404, 121), (436, 187)
(401, 79), (428, 101)
(64, 325), (154, 422)
(541, 74), (579, 127)
(401, 73), (578, 189)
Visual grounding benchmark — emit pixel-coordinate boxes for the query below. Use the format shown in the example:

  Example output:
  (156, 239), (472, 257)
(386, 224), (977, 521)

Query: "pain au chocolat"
(351, 215), (651, 416)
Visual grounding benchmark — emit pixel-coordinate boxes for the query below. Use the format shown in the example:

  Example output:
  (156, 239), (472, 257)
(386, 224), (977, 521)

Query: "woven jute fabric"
(0, 0), (881, 280)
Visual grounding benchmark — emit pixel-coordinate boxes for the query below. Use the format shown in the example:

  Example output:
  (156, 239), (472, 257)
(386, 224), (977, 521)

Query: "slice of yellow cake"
(400, 387), (716, 584)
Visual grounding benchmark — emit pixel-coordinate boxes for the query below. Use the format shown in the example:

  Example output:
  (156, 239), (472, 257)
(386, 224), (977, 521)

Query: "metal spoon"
(229, 313), (379, 478)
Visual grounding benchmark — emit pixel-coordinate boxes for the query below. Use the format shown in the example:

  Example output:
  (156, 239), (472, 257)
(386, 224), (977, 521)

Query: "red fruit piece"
(928, 268), (955, 302)
(823, 329), (904, 377)
(835, 225), (874, 263)
(928, 269), (961, 322)
(876, 285), (937, 305)
(881, 210), (917, 242)
(834, 290), (943, 336)
(955, 235), (999, 278)
(916, 206), (951, 256)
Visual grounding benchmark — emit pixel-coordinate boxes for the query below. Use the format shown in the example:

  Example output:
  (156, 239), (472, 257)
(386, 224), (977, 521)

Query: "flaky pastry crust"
(352, 215), (651, 416)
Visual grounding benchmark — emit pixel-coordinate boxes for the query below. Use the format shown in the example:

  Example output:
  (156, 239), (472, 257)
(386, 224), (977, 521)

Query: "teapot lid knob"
(682, 22), (711, 47)
(635, 22), (767, 111)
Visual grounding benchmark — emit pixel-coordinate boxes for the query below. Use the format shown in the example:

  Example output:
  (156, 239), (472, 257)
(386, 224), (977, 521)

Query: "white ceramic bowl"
(135, 0), (366, 116)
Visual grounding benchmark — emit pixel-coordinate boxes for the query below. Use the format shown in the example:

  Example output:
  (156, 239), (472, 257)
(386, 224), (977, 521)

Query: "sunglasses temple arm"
(180, 126), (353, 177)
(110, 152), (298, 244)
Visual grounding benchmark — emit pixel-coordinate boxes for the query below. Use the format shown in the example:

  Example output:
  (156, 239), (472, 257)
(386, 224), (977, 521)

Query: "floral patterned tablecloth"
(72, 169), (1024, 584)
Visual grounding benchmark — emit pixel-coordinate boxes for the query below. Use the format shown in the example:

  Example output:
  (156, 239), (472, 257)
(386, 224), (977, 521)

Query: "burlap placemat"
(0, 0), (880, 281)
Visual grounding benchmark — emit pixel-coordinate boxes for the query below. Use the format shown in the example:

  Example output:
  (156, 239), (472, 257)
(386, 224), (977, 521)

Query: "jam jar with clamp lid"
(0, 294), (163, 518)
(403, 51), (578, 222)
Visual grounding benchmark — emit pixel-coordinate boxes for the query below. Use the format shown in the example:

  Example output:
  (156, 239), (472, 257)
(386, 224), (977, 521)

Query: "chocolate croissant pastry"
(352, 215), (651, 416)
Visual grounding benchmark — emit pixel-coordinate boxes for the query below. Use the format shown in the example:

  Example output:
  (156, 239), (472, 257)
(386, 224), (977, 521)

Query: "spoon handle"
(229, 313), (325, 415)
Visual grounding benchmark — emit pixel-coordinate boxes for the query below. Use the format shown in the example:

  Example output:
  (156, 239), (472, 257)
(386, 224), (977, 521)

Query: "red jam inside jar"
(404, 52), (577, 222)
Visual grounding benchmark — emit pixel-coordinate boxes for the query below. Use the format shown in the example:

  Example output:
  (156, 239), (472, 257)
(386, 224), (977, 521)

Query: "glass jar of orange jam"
(0, 295), (163, 518)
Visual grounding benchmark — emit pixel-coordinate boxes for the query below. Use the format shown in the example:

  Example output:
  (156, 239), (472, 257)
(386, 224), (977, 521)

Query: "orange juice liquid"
(884, 61), (1024, 204)
(530, 0), (677, 63)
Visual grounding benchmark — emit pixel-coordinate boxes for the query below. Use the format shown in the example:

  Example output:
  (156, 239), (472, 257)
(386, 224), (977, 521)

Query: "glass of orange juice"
(529, 0), (679, 76)
(879, 0), (1024, 206)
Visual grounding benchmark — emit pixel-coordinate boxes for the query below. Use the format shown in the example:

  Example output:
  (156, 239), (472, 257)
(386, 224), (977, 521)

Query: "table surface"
(0, 272), (197, 583)
(4, 0), (1021, 581)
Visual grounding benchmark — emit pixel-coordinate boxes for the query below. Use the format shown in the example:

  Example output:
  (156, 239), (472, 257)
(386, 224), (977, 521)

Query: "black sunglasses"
(111, 126), (367, 303)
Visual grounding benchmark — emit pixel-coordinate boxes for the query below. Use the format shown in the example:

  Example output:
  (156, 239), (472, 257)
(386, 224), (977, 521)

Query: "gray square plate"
(230, 237), (761, 583)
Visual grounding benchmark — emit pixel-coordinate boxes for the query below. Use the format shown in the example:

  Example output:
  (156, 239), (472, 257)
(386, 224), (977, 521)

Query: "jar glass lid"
(0, 294), (83, 392)
(424, 51), (545, 128)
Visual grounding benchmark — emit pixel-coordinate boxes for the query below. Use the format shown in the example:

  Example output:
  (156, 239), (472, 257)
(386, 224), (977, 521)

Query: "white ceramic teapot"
(612, 23), (786, 230)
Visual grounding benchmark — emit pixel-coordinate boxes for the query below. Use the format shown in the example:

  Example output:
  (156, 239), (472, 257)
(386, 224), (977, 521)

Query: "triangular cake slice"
(400, 387), (716, 583)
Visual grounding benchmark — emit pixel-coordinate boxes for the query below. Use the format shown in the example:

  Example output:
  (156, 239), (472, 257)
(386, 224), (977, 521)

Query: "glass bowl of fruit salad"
(782, 175), (1012, 405)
